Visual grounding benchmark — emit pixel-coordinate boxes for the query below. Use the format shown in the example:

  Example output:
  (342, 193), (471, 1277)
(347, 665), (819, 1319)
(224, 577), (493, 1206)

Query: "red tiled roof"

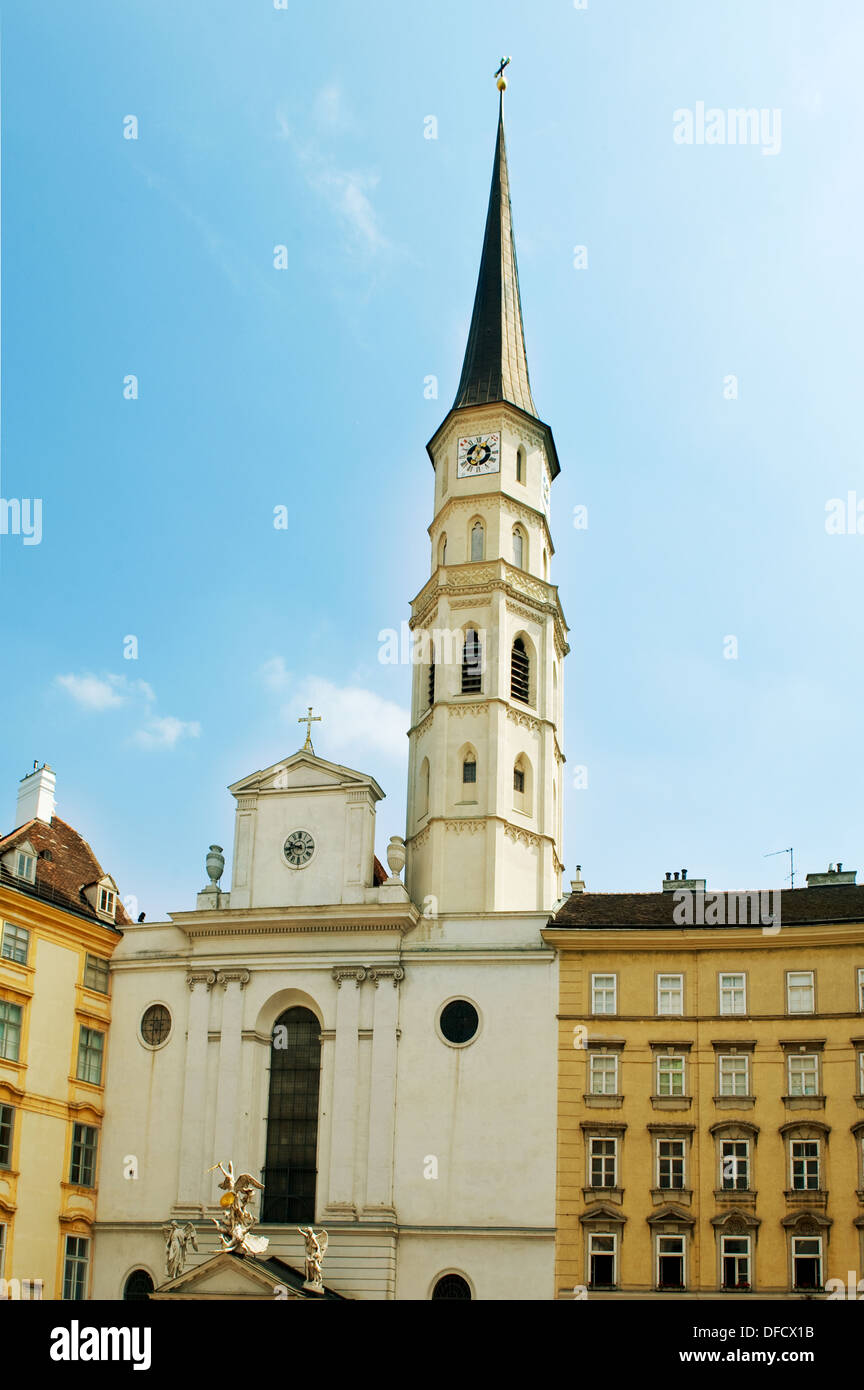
(550, 884), (864, 930)
(373, 855), (387, 887)
(0, 816), (129, 929)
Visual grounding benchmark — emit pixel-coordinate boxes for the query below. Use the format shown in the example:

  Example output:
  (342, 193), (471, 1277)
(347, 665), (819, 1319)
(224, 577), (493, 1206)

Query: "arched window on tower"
(513, 755), (532, 814)
(461, 629), (483, 694)
(463, 752), (477, 785)
(419, 757), (430, 817)
(516, 446), (526, 484)
(513, 526), (525, 570)
(543, 549), (549, 580)
(261, 1006), (321, 1224)
(470, 521), (484, 562)
(511, 637), (530, 704)
(438, 533), (448, 566)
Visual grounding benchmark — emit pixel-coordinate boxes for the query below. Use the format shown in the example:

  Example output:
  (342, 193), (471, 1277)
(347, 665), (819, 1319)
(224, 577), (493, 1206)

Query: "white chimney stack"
(16, 763), (56, 827)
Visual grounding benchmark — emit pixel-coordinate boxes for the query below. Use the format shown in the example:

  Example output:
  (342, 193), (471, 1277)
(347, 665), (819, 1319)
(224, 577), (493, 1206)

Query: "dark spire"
(453, 95), (537, 418)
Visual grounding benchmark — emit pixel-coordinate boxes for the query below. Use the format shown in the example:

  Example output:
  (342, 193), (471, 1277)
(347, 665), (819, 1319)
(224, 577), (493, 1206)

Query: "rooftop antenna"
(764, 846), (795, 889)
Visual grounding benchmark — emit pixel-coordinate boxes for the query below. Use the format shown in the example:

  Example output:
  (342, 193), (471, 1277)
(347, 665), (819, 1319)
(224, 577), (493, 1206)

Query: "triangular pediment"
(229, 751), (384, 802)
(149, 1249), (343, 1300)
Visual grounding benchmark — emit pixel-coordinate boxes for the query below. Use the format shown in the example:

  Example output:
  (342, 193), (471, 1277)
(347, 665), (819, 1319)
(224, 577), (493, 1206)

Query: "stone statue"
(208, 1159), (269, 1257)
(163, 1220), (198, 1280)
(298, 1226), (328, 1290)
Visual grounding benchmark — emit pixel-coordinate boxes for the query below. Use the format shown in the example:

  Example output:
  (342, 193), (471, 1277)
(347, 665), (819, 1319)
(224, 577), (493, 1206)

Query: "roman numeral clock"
(457, 432), (500, 477)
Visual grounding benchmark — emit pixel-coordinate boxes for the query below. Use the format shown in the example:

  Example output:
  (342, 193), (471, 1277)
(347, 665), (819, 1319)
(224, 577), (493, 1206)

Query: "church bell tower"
(405, 77), (569, 915)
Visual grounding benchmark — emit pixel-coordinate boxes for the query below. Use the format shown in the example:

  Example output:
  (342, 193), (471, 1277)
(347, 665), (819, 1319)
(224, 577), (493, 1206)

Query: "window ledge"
(651, 1096), (692, 1110)
(854, 1094), (864, 1110)
(582, 1094), (624, 1109)
(582, 1186), (623, 1204)
(651, 1188), (692, 1206)
(713, 1189), (757, 1204)
(783, 1189), (828, 1207)
(713, 1095), (756, 1109)
(782, 1095), (826, 1110)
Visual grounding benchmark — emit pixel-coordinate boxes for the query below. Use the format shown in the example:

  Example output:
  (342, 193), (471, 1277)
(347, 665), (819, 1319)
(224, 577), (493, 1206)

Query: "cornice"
(428, 491), (555, 556)
(542, 923), (864, 950)
(0, 887), (123, 951)
(406, 813), (558, 852)
(409, 560), (569, 650)
(170, 904), (419, 938)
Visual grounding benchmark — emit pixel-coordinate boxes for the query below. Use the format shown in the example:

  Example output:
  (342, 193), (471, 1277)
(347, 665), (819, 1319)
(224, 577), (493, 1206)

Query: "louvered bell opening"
(428, 661), (435, 707)
(511, 638), (530, 704)
(461, 632), (482, 694)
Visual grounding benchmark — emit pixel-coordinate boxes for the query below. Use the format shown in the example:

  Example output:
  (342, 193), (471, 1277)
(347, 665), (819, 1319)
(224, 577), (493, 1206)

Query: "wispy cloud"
(55, 673), (154, 711)
(133, 716), (201, 750)
(260, 658), (407, 762)
(276, 90), (392, 257)
(55, 671), (199, 751)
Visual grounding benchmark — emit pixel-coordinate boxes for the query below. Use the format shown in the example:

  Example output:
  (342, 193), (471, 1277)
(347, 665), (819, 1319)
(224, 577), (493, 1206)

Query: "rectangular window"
(69, 1123), (98, 1188)
(719, 972), (746, 1015)
(858, 1052), (864, 1096)
(15, 852), (35, 883)
(657, 1138), (686, 1189)
(792, 1236), (822, 1291)
(1, 923), (29, 966)
(721, 1139), (750, 1190)
(791, 1140), (820, 1191)
(0, 1001), (23, 1062)
(656, 1234), (685, 1290)
(656, 1054), (685, 1096)
(788, 1054), (819, 1097)
(787, 971), (815, 1014)
(97, 888), (116, 917)
(0, 1105), (14, 1169)
(76, 1027), (104, 1086)
(589, 1054), (618, 1096)
(1, 926), (27, 972)
(657, 974), (684, 1015)
(858, 968), (864, 1013)
(0, 1222), (5, 1278)
(588, 1233), (616, 1289)
(83, 955), (110, 994)
(62, 1235), (89, 1300)
(591, 974), (617, 1015)
(718, 1054), (749, 1096)
(589, 1137), (617, 1188)
(722, 1235), (751, 1290)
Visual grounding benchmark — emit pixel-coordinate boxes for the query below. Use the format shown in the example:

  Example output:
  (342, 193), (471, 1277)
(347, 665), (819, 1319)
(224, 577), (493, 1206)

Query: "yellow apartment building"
(0, 764), (127, 1298)
(543, 866), (864, 1299)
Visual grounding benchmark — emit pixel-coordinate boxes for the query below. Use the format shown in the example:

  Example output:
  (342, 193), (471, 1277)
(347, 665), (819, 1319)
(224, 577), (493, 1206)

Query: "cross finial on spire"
(298, 706), (322, 753)
(495, 56), (511, 91)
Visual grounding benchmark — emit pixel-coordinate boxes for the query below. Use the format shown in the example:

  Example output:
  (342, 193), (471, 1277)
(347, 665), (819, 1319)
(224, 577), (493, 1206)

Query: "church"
(93, 73), (569, 1301)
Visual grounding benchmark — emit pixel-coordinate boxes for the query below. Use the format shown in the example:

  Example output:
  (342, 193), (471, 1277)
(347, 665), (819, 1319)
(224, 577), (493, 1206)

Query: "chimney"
(570, 865), (586, 894)
(662, 868), (707, 893)
(805, 862), (857, 888)
(16, 763), (56, 827)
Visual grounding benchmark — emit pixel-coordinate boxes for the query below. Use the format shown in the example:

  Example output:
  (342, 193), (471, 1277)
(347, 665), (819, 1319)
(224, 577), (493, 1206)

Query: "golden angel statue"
(207, 1160), (269, 1257)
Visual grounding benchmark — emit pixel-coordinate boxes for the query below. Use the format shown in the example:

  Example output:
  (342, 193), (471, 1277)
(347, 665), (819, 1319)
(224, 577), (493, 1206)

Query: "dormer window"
(16, 852), (35, 883)
(98, 888), (116, 919)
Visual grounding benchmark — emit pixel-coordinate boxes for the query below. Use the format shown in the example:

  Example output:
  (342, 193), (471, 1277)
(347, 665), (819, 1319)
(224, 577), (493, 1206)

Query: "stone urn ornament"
(386, 835), (406, 881)
(206, 845), (225, 887)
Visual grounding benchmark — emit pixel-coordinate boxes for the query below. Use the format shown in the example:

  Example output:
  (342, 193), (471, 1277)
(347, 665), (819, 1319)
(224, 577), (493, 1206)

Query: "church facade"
(92, 89), (569, 1300)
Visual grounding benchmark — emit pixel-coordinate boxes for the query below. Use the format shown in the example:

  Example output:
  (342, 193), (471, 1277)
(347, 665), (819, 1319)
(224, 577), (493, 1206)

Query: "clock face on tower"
(457, 432), (500, 478)
(283, 829), (315, 869)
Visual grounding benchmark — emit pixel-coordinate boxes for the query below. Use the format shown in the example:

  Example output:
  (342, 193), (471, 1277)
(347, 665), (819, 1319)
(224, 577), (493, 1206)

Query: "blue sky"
(1, 0), (863, 917)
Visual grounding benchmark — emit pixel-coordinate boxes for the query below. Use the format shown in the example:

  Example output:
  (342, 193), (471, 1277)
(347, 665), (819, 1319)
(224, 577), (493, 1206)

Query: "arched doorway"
(123, 1268), (154, 1300)
(261, 1006), (321, 1223)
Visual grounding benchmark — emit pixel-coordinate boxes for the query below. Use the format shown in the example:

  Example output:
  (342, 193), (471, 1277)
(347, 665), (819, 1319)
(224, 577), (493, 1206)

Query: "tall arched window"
(461, 629), (483, 693)
(463, 752), (477, 785)
(513, 756), (532, 814)
(513, 526), (525, 570)
(419, 757), (430, 817)
(543, 549), (549, 580)
(262, 1006), (321, 1224)
(470, 521), (484, 562)
(438, 533), (448, 565)
(123, 1269), (154, 1300)
(552, 663), (558, 723)
(511, 637), (530, 704)
(516, 447), (526, 484)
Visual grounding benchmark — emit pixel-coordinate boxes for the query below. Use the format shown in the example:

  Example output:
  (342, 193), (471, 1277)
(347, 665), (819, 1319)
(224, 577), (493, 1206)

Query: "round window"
(140, 1004), (171, 1046)
(438, 999), (479, 1045)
